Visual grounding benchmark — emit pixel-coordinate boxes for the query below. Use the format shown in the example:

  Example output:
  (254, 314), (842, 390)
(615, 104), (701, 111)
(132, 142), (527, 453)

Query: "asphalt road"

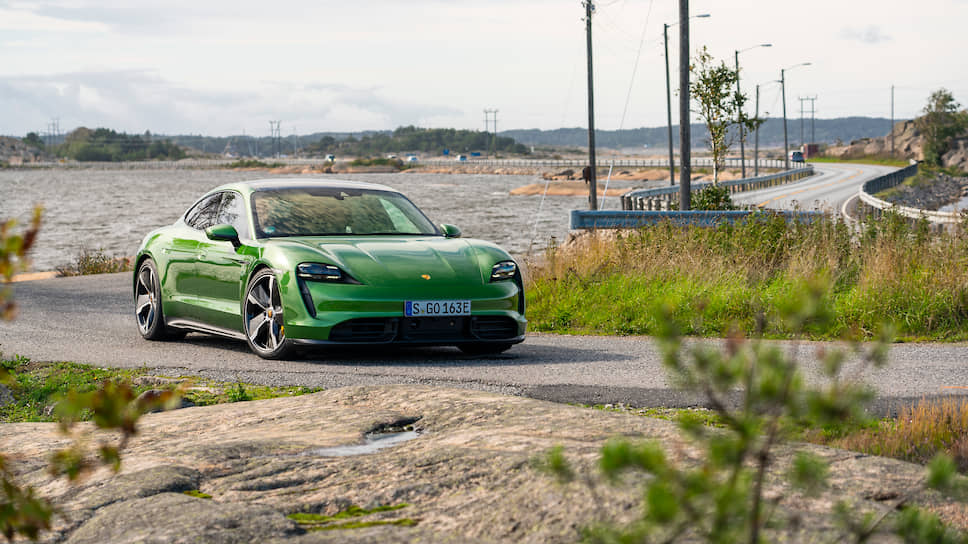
(733, 162), (899, 216)
(2, 272), (967, 414)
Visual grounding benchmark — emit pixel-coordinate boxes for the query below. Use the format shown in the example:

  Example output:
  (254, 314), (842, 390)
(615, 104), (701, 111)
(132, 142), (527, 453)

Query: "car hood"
(271, 236), (491, 286)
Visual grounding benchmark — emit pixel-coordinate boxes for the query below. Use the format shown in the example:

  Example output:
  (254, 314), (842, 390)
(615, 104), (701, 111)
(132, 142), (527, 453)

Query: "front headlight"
(297, 262), (343, 282)
(490, 260), (517, 282)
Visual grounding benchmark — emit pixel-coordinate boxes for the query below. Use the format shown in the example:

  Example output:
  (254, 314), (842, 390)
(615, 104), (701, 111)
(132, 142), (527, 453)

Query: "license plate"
(405, 300), (471, 317)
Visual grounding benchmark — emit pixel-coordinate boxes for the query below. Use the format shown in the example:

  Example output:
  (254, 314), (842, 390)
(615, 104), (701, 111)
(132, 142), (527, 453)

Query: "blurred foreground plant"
(0, 207), (41, 320)
(539, 277), (963, 542)
(1, 211), (180, 541)
(1, 378), (183, 541)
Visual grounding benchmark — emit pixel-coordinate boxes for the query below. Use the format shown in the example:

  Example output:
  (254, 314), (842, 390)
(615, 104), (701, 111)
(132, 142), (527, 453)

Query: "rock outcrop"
(879, 172), (968, 210)
(0, 136), (47, 165)
(824, 119), (968, 172)
(3, 386), (966, 542)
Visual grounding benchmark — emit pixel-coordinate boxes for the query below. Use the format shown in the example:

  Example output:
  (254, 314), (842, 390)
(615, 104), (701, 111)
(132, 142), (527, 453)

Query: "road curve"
(2, 273), (967, 413)
(733, 162), (899, 214)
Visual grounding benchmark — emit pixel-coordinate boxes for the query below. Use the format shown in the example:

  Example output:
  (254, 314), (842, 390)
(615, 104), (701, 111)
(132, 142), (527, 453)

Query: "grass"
(805, 397), (968, 472)
(56, 248), (132, 276)
(525, 213), (968, 341)
(183, 490), (212, 499)
(225, 159), (284, 169)
(0, 355), (322, 423)
(348, 157), (411, 169)
(809, 155), (912, 168)
(594, 398), (968, 474)
(287, 504), (415, 531)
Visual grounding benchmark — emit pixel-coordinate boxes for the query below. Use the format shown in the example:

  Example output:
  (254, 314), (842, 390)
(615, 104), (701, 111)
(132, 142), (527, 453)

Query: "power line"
(798, 96), (817, 145)
(269, 120), (281, 158)
(483, 109), (499, 157)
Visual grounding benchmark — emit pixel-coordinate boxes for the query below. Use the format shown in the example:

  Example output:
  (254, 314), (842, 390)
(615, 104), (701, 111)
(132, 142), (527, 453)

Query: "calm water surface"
(0, 169), (634, 271)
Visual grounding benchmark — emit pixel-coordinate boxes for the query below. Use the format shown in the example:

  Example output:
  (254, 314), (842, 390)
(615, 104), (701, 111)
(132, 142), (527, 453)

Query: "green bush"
(56, 248), (132, 277)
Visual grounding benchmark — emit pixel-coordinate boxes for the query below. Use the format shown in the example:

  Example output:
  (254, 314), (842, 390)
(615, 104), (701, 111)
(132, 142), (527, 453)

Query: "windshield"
(251, 187), (439, 238)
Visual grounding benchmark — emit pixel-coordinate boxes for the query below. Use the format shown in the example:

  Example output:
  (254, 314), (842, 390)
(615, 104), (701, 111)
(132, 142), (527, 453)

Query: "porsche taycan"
(133, 179), (526, 359)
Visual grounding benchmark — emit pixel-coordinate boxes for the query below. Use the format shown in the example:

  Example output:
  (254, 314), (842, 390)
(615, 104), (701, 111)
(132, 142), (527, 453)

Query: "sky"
(1, 0), (967, 137)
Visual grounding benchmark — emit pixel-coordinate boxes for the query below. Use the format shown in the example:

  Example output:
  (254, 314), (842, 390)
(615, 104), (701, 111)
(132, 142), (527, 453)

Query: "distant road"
(733, 162), (898, 215)
(2, 273), (967, 414)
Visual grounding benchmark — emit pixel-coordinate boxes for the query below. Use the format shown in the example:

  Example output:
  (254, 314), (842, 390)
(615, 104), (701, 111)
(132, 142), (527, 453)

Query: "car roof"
(209, 178), (398, 196)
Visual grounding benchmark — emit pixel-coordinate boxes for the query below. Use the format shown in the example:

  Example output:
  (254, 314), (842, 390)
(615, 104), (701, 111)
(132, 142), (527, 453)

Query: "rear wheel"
(243, 269), (295, 359)
(458, 343), (513, 356)
(135, 259), (179, 340)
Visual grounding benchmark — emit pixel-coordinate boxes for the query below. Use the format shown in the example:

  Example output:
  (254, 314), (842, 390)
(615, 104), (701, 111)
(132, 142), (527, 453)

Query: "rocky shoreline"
(4, 385), (966, 543)
(879, 172), (968, 211)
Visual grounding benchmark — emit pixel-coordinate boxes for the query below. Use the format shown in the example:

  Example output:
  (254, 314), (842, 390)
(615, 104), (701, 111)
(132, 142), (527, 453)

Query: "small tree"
(916, 89), (968, 166)
(21, 133), (44, 150)
(690, 46), (759, 184)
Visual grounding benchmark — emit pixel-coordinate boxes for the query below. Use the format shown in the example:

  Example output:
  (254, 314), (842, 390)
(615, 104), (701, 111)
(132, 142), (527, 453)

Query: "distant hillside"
(149, 117), (898, 156)
(503, 117), (898, 150)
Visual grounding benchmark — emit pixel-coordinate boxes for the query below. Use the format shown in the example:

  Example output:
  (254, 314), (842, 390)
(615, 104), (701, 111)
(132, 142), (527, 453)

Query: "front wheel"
(135, 259), (178, 340)
(243, 269), (295, 359)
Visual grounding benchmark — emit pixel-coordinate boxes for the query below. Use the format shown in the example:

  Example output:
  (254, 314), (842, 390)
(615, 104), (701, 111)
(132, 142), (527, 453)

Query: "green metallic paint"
(134, 180), (526, 347)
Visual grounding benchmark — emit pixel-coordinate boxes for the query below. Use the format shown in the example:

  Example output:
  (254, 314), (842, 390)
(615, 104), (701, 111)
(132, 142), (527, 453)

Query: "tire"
(458, 343), (513, 356)
(135, 259), (177, 340)
(243, 268), (295, 359)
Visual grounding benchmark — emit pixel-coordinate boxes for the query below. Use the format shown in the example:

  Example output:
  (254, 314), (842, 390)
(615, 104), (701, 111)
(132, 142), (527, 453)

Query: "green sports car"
(133, 179), (526, 359)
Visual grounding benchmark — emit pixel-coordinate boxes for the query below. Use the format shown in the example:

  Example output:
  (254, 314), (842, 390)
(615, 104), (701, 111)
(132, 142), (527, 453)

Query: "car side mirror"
(206, 224), (241, 248)
(440, 224), (462, 238)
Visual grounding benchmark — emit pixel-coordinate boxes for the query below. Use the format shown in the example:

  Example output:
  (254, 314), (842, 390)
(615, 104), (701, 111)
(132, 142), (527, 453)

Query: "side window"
(185, 193), (223, 230)
(216, 192), (250, 239)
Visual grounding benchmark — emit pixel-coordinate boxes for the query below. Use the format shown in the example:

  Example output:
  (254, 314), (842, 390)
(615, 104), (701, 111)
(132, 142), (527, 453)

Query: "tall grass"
(810, 397), (968, 471)
(809, 156), (912, 168)
(525, 213), (968, 340)
(56, 248), (132, 276)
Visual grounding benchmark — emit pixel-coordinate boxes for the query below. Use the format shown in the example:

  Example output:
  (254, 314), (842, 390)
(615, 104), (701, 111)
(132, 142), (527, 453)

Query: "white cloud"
(0, 71), (461, 136)
(0, 6), (108, 32)
(840, 25), (892, 44)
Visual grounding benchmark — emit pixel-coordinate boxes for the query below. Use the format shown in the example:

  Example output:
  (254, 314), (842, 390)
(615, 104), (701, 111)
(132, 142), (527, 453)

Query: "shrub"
(56, 248), (132, 276)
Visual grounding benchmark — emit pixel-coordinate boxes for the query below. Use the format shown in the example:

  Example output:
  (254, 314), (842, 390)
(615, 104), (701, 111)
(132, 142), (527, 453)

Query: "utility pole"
(663, 23), (675, 186)
(798, 96), (817, 153)
(890, 85), (895, 157)
(798, 96), (806, 148)
(734, 44), (771, 178)
(583, 0), (598, 211)
(493, 112), (498, 158)
(483, 109), (490, 158)
(782, 69), (789, 170)
(269, 121), (281, 158)
(810, 95), (817, 144)
(483, 109), (499, 158)
(678, 0), (691, 209)
(754, 84), (761, 177)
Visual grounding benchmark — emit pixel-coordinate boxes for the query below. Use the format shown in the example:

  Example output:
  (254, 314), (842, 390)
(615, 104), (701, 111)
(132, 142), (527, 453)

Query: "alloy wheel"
(135, 263), (159, 335)
(244, 272), (286, 353)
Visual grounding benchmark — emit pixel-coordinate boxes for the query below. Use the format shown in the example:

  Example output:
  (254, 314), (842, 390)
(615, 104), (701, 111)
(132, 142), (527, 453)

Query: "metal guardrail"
(571, 210), (824, 229)
(421, 158), (787, 169)
(620, 166), (814, 211)
(856, 162), (962, 225)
